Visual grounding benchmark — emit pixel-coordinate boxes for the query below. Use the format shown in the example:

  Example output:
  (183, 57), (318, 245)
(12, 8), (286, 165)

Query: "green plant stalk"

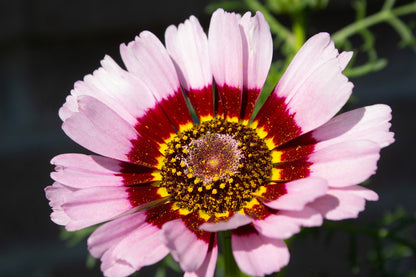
(382, 0), (396, 11)
(332, 2), (416, 44)
(220, 231), (241, 277)
(343, 59), (387, 78)
(386, 16), (416, 47)
(244, 0), (293, 43)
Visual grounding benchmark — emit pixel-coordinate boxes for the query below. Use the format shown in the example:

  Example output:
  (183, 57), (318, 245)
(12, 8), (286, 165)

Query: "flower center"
(184, 133), (242, 183)
(160, 118), (272, 216)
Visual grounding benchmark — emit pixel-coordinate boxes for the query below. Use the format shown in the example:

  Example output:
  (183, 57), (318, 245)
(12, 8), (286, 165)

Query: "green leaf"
(59, 225), (98, 247)
(162, 254), (181, 273)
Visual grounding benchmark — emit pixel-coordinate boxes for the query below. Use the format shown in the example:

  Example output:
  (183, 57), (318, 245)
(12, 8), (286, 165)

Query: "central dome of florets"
(160, 118), (272, 215)
(183, 132), (243, 183)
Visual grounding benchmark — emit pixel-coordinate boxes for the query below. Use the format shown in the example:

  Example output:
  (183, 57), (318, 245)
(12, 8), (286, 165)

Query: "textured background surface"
(1, 1), (415, 276)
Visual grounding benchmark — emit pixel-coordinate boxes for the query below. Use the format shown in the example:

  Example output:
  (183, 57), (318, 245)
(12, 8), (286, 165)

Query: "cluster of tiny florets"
(160, 118), (272, 215)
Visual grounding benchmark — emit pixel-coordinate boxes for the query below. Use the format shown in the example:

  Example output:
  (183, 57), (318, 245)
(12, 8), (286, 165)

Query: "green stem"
(244, 0), (293, 42)
(220, 231), (241, 277)
(382, 0), (396, 11)
(332, 2), (416, 45)
(343, 59), (387, 78)
(392, 2), (416, 17)
(386, 16), (416, 47)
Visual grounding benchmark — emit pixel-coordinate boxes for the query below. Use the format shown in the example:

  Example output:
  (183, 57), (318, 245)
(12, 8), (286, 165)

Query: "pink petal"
(208, 8), (243, 90)
(61, 55), (178, 147)
(272, 33), (353, 134)
(108, 221), (170, 268)
(59, 94), (78, 121)
(239, 11), (273, 121)
(89, 212), (169, 276)
(98, 56), (158, 121)
(312, 104), (394, 149)
(63, 96), (163, 167)
(184, 234), (218, 277)
(100, 256), (135, 277)
(263, 177), (328, 211)
(239, 11), (273, 91)
(59, 55), (160, 127)
(209, 9), (243, 119)
(252, 206), (323, 239)
(165, 16), (211, 92)
(51, 153), (124, 173)
(45, 182), (74, 225)
(165, 15), (214, 120)
(161, 219), (210, 272)
(309, 140), (381, 187)
(120, 31), (180, 101)
(100, 56), (178, 145)
(62, 186), (133, 231)
(283, 59), (353, 134)
(199, 212), (253, 232)
(50, 154), (124, 188)
(338, 51), (353, 70)
(88, 212), (147, 258)
(309, 185), (378, 220)
(276, 33), (343, 100)
(61, 96), (139, 163)
(349, 185), (379, 201)
(232, 225), (290, 276)
(120, 31), (192, 130)
(50, 153), (157, 188)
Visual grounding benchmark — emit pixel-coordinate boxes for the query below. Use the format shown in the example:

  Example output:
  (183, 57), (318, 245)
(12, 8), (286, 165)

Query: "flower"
(45, 8), (394, 277)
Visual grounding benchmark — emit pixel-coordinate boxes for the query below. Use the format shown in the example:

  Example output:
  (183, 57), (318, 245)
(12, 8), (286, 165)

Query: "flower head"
(45, 8), (394, 277)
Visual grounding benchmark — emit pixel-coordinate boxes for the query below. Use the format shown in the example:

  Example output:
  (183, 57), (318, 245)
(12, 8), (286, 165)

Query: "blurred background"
(1, 0), (415, 276)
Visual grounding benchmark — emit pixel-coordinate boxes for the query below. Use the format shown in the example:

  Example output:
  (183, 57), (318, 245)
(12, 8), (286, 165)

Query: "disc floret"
(161, 118), (272, 216)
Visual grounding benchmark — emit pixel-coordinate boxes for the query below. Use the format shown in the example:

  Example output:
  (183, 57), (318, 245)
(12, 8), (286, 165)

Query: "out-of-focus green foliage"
(207, 0), (416, 92)
(295, 207), (416, 276)
(208, 0), (416, 123)
(265, 0), (328, 14)
(59, 225), (97, 247)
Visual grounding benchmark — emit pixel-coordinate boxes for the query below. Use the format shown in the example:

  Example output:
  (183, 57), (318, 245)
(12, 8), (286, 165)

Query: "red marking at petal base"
(241, 88), (261, 122)
(145, 203), (182, 229)
(187, 86), (214, 119)
(217, 84), (242, 120)
(119, 161), (156, 174)
(127, 135), (162, 168)
(207, 233), (217, 252)
(119, 162), (158, 185)
(275, 133), (316, 163)
(274, 160), (311, 182)
(285, 132), (317, 146)
(254, 94), (286, 132)
(135, 104), (177, 145)
(182, 211), (212, 243)
(214, 86), (224, 118)
(254, 93), (302, 147)
(127, 184), (165, 207)
(244, 203), (273, 220)
(259, 183), (287, 201)
(120, 172), (157, 186)
(232, 223), (259, 236)
(159, 89), (193, 130)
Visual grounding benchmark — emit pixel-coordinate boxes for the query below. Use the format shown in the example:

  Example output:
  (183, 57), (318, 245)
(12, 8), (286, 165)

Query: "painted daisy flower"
(45, 8), (394, 277)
